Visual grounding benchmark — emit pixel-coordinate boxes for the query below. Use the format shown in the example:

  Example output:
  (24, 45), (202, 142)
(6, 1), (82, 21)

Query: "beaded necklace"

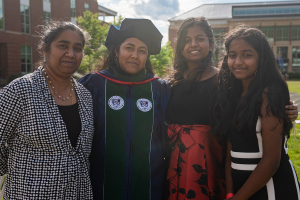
(42, 69), (74, 104)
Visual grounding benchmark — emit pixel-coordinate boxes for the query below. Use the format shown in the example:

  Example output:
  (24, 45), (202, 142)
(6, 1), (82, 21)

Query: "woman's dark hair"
(101, 39), (154, 74)
(169, 17), (214, 86)
(212, 25), (292, 137)
(35, 20), (90, 68)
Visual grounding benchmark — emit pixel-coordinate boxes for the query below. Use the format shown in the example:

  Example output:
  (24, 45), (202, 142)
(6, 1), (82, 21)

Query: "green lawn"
(287, 81), (300, 181)
(287, 81), (300, 94)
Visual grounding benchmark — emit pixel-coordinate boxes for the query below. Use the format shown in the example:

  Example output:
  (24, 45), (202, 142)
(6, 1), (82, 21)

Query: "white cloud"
(97, 0), (185, 44)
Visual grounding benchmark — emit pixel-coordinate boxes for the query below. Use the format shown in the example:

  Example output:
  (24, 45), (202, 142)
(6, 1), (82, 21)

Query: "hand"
(285, 101), (298, 122)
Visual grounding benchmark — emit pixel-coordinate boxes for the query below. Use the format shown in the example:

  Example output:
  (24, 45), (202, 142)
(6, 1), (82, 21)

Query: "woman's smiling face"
(115, 37), (148, 74)
(181, 25), (212, 64)
(227, 38), (259, 83)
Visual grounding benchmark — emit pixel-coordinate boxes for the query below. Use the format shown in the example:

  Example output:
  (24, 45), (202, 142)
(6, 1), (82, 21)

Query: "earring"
(115, 56), (119, 67)
(44, 53), (46, 63)
(210, 49), (212, 52)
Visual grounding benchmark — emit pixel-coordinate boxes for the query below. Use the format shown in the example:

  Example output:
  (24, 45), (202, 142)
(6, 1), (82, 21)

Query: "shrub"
(288, 72), (300, 80)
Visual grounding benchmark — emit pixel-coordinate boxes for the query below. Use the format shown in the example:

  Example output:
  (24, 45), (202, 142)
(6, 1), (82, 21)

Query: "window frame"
(0, 0), (4, 30)
(20, 4), (30, 34)
(21, 45), (32, 73)
(43, 11), (51, 23)
(70, 0), (76, 18)
(276, 26), (289, 41)
(292, 26), (300, 41)
(84, 3), (89, 11)
(261, 26), (274, 42)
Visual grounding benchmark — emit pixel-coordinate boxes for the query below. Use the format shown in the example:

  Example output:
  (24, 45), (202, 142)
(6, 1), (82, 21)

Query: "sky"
(97, 0), (297, 44)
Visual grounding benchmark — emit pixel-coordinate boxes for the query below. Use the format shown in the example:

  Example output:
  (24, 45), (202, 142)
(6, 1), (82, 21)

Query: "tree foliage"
(150, 42), (173, 77)
(77, 11), (109, 73)
(113, 15), (124, 26)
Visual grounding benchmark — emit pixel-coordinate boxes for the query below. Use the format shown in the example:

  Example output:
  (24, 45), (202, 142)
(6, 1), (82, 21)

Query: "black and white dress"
(228, 117), (300, 200)
(0, 67), (94, 199)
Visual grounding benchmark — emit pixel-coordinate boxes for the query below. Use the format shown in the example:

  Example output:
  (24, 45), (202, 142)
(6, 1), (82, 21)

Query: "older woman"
(0, 21), (94, 199)
(79, 18), (170, 200)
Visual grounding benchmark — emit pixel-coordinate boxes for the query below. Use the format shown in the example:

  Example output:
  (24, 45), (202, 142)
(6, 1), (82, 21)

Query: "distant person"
(277, 56), (285, 72)
(215, 26), (300, 199)
(79, 18), (170, 200)
(0, 21), (94, 199)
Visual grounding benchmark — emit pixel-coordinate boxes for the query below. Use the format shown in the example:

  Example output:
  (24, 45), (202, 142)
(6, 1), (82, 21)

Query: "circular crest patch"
(108, 96), (124, 110)
(136, 98), (152, 112)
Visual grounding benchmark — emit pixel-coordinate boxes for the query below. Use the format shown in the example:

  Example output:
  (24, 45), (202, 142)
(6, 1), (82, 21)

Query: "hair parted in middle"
(101, 39), (154, 74)
(212, 25), (292, 137)
(169, 17), (214, 86)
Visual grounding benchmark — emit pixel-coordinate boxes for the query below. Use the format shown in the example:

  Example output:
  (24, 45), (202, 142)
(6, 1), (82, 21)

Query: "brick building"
(0, 0), (116, 86)
(169, 1), (300, 73)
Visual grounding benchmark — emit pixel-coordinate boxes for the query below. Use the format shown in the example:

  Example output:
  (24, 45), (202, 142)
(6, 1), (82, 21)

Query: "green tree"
(77, 11), (109, 74)
(112, 15), (124, 26)
(150, 42), (173, 77)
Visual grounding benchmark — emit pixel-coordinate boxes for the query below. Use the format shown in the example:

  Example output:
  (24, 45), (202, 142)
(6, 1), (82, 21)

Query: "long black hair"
(212, 26), (292, 137)
(169, 17), (214, 86)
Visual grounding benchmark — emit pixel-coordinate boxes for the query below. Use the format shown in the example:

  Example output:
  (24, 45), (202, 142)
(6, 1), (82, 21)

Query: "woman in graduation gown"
(79, 18), (170, 200)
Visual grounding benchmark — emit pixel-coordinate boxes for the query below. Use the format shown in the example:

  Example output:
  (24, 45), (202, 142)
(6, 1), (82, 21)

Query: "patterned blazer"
(0, 67), (94, 199)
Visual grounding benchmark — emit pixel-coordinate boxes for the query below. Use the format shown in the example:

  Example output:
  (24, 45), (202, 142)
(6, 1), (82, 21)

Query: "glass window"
(246, 9), (253, 15)
(21, 45), (32, 73)
(292, 47), (300, 72)
(232, 6), (300, 16)
(239, 9), (246, 15)
(292, 26), (300, 41)
(253, 9), (260, 15)
(261, 9), (268, 14)
(0, 0), (3, 29)
(84, 3), (89, 11)
(20, 4), (30, 34)
(283, 8), (290, 13)
(276, 26), (289, 41)
(291, 7), (298, 14)
(269, 8), (276, 14)
(43, 11), (51, 23)
(261, 27), (274, 42)
(70, 0), (76, 18)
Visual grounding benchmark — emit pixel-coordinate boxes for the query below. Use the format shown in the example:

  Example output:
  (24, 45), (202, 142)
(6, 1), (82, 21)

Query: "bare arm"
(230, 94), (283, 200)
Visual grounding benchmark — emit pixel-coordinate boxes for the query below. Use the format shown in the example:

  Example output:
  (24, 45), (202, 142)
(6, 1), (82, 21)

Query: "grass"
(287, 135), (300, 179)
(287, 81), (300, 94)
(287, 81), (300, 181)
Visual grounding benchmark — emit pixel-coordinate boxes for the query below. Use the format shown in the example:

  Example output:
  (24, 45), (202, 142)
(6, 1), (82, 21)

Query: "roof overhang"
(98, 5), (117, 16)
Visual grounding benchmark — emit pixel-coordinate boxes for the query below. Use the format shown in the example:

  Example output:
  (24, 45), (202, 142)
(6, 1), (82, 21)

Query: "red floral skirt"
(167, 124), (226, 200)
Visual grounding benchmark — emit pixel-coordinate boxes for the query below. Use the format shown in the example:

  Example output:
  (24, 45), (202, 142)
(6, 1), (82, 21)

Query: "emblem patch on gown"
(136, 98), (152, 112)
(108, 96), (124, 110)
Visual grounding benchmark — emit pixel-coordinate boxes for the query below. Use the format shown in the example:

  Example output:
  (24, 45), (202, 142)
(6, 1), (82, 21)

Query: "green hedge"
(288, 72), (300, 80)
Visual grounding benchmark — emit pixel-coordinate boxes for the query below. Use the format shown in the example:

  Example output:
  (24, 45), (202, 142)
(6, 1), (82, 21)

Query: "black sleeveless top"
(57, 102), (81, 147)
(165, 74), (218, 126)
